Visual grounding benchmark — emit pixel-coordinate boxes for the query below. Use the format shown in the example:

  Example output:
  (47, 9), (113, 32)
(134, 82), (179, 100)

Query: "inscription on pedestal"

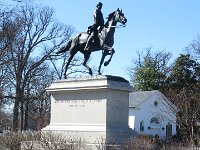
(55, 99), (103, 108)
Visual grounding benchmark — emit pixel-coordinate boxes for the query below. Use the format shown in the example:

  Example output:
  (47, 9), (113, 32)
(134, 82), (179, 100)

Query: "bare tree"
(0, 0), (35, 6)
(0, 8), (17, 131)
(22, 62), (53, 130)
(1, 5), (74, 131)
(185, 35), (200, 61)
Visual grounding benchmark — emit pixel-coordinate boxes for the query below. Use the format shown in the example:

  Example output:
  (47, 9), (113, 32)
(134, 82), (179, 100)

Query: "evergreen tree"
(127, 48), (171, 91)
(134, 55), (166, 91)
(167, 54), (200, 89)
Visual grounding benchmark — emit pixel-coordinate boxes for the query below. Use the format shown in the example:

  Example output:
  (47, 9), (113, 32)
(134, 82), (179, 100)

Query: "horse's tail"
(65, 39), (73, 51)
(56, 39), (73, 54)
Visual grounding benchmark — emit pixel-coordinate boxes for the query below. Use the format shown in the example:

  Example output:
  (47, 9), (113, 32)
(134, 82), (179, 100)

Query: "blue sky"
(34, 0), (200, 80)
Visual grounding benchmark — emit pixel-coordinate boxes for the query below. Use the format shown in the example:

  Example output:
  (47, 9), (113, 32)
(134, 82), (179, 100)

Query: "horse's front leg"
(82, 52), (92, 75)
(98, 51), (109, 75)
(104, 48), (115, 66)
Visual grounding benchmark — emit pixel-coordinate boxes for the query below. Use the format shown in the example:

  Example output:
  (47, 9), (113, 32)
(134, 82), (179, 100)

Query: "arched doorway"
(149, 116), (162, 136)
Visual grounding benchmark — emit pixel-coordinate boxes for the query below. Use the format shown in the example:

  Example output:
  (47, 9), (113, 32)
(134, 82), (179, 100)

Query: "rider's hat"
(96, 2), (103, 7)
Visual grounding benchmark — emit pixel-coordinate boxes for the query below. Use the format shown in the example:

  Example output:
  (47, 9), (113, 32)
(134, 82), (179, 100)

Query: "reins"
(108, 24), (126, 28)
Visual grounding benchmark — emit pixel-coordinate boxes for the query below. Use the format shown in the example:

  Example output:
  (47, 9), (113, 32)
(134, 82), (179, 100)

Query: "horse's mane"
(104, 11), (116, 27)
(107, 11), (115, 20)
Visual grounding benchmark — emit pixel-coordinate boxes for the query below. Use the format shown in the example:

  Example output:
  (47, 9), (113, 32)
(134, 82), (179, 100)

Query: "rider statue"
(84, 2), (104, 51)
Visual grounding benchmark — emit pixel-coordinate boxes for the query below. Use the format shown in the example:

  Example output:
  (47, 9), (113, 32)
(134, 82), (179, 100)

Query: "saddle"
(87, 25), (103, 45)
(87, 25), (103, 34)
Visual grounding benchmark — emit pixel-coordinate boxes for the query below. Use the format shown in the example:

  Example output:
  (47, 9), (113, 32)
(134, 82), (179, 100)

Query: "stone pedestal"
(42, 75), (134, 145)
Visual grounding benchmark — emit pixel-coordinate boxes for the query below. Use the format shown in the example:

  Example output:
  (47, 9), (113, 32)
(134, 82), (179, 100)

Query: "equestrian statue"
(57, 2), (127, 79)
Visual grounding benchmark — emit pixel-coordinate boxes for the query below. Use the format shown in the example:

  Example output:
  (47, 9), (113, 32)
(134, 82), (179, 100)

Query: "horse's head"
(114, 8), (127, 25)
(106, 9), (127, 28)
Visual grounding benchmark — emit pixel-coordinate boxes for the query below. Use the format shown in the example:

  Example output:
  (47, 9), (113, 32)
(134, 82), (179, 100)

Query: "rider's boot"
(84, 35), (93, 51)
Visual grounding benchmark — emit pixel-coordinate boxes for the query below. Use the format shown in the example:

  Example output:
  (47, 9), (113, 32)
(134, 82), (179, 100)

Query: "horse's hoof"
(104, 61), (109, 66)
(98, 72), (102, 75)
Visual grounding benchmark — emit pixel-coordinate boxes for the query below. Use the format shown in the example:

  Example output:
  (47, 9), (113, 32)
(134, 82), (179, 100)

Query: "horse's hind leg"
(64, 52), (76, 79)
(82, 52), (92, 75)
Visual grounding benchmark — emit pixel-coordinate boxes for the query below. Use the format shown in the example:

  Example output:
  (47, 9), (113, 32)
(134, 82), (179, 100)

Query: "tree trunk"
(20, 101), (24, 131)
(24, 100), (29, 130)
(13, 78), (22, 131)
(12, 99), (19, 131)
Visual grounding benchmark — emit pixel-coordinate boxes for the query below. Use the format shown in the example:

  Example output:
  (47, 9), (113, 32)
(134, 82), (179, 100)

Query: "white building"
(129, 90), (178, 139)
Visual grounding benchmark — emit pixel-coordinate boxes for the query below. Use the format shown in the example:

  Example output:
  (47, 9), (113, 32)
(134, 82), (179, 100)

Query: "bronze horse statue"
(57, 8), (127, 79)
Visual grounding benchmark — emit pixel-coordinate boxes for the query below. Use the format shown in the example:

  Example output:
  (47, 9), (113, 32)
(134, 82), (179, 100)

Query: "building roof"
(129, 90), (178, 112)
(129, 90), (160, 107)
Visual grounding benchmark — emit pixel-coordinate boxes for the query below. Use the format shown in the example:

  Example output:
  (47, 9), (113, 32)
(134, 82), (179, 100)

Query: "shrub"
(0, 131), (40, 150)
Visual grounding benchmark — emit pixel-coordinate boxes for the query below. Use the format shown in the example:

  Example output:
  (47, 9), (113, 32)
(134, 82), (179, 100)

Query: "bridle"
(107, 10), (127, 28)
